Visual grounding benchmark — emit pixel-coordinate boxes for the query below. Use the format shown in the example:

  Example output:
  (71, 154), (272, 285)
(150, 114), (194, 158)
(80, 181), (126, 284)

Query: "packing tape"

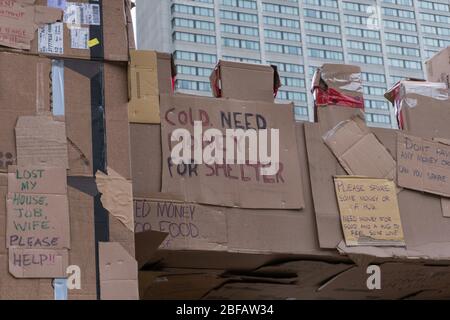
(53, 278), (68, 300)
(52, 60), (65, 116)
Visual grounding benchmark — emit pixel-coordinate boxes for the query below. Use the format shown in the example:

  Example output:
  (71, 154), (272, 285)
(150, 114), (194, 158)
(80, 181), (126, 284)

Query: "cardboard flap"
(135, 230), (168, 269)
(323, 115), (396, 180)
(99, 242), (139, 300)
(209, 60), (278, 102)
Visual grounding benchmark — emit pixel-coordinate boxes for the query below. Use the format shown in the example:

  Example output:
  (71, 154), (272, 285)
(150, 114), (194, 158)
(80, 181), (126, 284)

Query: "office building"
(136, 0), (450, 127)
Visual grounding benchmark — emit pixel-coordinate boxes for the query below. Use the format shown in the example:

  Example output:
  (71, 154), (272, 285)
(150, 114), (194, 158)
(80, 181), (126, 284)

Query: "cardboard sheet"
(397, 132), (450, 197)
(160, 94), (304, 209)
(306, 114), (450, 260)
(99, 242), (139, 300)
(8, 166), (67, 195)
(323, 115), (396, 180)
(9, 248), (68, 278)
(334, 176), (405, 247)
(442, 198), (450, 218)
(0, 0), (62, 50)
(6, 192), (70, 249)
(134, 199), (227, 251)
(128, 50), (160, 124)
(96, 167), (134, 232)
(15, 116), (69, 169)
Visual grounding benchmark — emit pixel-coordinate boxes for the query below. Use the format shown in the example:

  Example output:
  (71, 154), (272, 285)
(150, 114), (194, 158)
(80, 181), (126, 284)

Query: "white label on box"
(38, 22), (64, 54)
(70, 27), (89, 49)
(64, 3), (101, 26)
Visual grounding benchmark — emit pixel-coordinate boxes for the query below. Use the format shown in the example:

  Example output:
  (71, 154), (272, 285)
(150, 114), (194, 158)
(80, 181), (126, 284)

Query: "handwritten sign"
(6, 165), (70, 278)
(8, 248), (68, 278)
(6, 193), (70, 249)
(334, 177), (405, 247)
(160, 94), (304, 209)
(397, 133), (450, 197)
(8, 166), (67, 194)
(134, 199), (227, 251)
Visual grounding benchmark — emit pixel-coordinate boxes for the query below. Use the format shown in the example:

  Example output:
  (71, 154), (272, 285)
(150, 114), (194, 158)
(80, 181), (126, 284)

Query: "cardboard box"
(0, 51), (136, 299)
(0, 0), (134, 62)
(426, 46), (450, 87)
(311, 64), (364, 121)
(384, 80), (449, 130)
(210, 60), (281, 102)
(130, 51), (450, 299)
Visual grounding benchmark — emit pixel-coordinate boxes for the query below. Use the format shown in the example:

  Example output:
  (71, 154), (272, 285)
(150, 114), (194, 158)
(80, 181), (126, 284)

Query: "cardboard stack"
(0, 0), (137, 300)
(132, 52), (450, 300)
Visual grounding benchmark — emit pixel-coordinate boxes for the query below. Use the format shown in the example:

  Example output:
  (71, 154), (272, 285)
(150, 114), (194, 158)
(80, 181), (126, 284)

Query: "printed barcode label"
(38, 22), (64, 54)
(64, 3), (101, 26)
(70, 27), (89, 50)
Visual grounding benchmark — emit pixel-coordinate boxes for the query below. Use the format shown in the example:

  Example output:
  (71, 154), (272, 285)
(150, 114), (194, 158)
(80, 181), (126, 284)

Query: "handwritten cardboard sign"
(334, 177), (405, 247)
(134, 199), (227, 251)
(6, 193), (71, 249)
(397, 133), (450, 197)
(8, 166), (67, 194)
(159, 94), (304, 209)
(9, 248), (68, 278)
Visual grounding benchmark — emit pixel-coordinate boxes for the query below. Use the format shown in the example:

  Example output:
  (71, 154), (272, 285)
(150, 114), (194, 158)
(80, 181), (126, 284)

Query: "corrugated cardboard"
(132, 122), (338, 271)
(128, 51), (174, 124)
(334, 176), (405, 247)
(311, 64), (364, 119)
(0, 0), (62, 50)
(99, 242), (138, 300)
(160, 94), (305, 209)
(426, 46), (450, 87)
(96, 167), (134, 232)
(0, 51), (134, 299)
(0, 0), (133, 61)
(210, 60), (280, 102)
(305, 109), (450, 261)
(15, 116), (69, 169)
(397, 132), (450, 197)
(384, 80), (449, 130)
(323, 115), (396, 180)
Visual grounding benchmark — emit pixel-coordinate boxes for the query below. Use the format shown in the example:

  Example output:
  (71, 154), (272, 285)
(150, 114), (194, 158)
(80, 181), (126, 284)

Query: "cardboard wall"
(0, 52), (134, 299)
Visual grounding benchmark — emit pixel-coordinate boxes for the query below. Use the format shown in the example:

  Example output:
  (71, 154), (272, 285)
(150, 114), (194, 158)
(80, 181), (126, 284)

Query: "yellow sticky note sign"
(88, 38), (100, 48)
(334, 176), (405, 247)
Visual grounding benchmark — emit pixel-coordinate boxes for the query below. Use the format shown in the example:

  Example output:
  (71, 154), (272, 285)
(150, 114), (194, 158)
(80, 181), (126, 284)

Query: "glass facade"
(138, 0), (450, 127)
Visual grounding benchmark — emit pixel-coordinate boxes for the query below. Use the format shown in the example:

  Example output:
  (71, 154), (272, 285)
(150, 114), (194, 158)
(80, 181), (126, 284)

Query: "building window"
(221, 0), (258, 10)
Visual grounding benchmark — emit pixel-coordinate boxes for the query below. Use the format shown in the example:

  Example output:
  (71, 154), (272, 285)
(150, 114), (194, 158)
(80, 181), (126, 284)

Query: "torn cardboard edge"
(96, 167), (134, 232)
